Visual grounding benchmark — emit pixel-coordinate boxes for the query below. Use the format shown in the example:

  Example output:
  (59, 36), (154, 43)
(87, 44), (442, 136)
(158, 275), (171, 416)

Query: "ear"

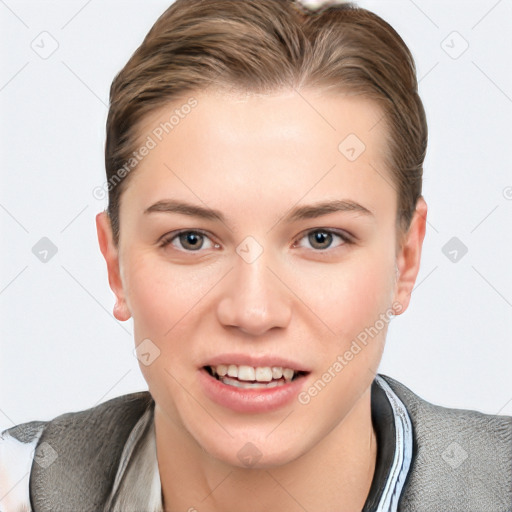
(392, 196), (428, 315)
(96, 211), (131, 321)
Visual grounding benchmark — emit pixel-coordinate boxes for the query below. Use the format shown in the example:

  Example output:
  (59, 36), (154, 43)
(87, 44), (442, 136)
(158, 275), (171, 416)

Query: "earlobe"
(113, 298), (131, 322)
(392, 197), (428, 315)
(95, 212), (132, 321)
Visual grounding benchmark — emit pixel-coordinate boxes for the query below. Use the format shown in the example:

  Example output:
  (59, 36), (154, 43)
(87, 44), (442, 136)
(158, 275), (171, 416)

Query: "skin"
(97, 88), (427, 511)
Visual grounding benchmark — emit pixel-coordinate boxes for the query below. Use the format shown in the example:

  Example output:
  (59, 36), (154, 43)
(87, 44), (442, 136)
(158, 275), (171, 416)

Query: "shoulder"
(0, 391), (154, 512)
(379, 374), (512, 511)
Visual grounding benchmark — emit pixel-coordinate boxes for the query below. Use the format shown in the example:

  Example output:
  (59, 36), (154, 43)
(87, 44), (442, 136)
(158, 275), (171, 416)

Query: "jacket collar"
(363, 375), (414, 511)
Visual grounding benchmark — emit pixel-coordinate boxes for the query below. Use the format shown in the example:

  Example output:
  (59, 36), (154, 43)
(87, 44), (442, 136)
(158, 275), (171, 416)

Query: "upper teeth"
(211, 364), (296, 382)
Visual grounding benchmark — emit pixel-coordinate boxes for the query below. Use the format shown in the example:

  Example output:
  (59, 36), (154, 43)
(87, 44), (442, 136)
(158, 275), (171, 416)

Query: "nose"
(216, 249), (292, 336)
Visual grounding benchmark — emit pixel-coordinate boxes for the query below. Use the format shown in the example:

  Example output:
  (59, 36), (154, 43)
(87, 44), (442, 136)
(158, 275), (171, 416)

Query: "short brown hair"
(105, 0), (427, 246)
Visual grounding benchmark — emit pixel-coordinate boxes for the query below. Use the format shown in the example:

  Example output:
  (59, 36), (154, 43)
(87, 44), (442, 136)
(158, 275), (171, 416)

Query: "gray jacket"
(1, 374), (511, 511)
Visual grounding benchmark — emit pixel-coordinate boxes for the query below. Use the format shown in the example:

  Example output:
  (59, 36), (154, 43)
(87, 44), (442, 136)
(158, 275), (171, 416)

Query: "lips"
(198, 354), (311, 413)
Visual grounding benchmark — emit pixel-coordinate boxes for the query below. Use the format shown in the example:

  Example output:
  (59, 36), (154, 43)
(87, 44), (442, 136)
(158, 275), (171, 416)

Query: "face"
(97, 88), (426, 469)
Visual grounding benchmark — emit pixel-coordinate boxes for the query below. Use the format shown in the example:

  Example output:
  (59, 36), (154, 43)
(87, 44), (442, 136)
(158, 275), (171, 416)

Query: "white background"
(1, 0), (511, 433)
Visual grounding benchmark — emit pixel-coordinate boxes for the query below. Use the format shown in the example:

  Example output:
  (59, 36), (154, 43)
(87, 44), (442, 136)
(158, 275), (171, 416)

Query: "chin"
(195, 428), (308, 470)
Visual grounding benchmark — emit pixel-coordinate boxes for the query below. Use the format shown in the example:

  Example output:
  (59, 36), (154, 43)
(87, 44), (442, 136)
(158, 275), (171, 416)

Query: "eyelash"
(159, 228), (353, 253)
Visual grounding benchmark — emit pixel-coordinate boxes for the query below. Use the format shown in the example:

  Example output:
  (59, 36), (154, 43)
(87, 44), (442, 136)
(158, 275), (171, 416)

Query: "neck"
(156, 387), (376, 512)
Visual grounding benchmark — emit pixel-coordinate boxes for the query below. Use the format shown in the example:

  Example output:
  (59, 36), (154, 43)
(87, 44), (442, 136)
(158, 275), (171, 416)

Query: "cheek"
(122, 254), (228, 392)
(296, 250), (395, 338)
(123, 256), (214, 405)
(123, 253), (216, 338)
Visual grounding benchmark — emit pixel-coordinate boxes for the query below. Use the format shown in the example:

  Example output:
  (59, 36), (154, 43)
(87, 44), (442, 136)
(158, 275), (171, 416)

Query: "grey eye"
(308, 231), (333, 250)
(177, 231), (205, 250)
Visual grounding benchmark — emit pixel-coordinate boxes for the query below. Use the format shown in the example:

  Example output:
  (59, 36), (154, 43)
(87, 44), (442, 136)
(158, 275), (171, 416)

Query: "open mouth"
(203, 364), (309, 390)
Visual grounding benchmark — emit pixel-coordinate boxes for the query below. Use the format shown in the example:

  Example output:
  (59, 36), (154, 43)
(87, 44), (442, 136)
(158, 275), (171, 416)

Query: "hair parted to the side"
(105, 0), (427, 247)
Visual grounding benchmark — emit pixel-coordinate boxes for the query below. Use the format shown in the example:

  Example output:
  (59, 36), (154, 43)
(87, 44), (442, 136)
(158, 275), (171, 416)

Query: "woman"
(1, 1), (510, 511)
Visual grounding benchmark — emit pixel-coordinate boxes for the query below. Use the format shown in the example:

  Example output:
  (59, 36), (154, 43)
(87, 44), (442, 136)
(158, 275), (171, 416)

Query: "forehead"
(123, 88), (396, 228)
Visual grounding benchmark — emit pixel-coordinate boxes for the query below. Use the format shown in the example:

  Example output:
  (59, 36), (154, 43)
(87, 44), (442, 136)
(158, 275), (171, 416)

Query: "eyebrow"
(144, 199), (224, 222)
(283, 199), (374, 223)
(143, 198), (374, 223)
